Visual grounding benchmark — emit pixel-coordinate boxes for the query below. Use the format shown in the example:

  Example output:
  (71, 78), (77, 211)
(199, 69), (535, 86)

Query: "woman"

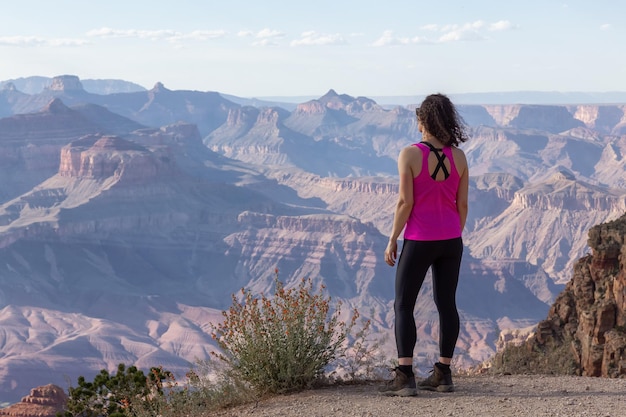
(379, 93), (469, 397)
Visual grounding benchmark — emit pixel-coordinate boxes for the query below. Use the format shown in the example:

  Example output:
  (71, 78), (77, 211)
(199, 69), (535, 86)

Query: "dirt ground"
(215, 374), (626, 417)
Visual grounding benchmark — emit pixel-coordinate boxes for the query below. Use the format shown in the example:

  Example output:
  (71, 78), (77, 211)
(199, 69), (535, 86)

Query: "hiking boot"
(378, 367), (417, 397)
(417, 363), (454, 392)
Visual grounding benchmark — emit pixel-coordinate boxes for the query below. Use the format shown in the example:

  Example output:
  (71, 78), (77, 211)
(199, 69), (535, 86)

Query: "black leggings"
(394, 238), (462, 359)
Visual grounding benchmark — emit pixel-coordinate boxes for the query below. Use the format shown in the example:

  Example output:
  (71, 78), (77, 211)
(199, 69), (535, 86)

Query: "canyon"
(0, 75), (625, 403)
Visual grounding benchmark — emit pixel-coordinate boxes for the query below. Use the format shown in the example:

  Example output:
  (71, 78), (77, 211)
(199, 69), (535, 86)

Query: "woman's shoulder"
(398, 144), (424, 172)
(449, 146), (466, 157)
(400, 144), (423, 156)
(449, 146), (468, 171)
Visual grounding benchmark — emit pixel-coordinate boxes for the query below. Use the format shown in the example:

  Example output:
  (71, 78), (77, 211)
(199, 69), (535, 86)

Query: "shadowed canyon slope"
(0, 75), (625, 402)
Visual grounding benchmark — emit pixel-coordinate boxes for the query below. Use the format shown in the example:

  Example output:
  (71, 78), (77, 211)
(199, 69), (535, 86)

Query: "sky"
(0, 0), (624, 98)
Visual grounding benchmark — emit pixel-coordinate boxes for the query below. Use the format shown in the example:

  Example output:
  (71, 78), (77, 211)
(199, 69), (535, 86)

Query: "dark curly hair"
(416, 93), (469, 147)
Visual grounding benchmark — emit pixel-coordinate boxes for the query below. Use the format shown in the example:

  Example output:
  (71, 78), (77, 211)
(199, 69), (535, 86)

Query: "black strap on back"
(420, 141), (450, 180)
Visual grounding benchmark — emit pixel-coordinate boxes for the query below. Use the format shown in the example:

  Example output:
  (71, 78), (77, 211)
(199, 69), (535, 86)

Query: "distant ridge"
(258, 91), (626, 106)
(443, 91), (626, 105)
(0, 76), (146, 95)
(3, 76), (626, 105)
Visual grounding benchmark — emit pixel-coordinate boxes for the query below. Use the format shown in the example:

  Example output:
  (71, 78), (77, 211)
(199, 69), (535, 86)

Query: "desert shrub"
(131, 361), (253, 417)
(60, 363), (170, 417)
(210, 273), (359, 394)
(63, 271), (379, 416)
(62, 362), (252, 417)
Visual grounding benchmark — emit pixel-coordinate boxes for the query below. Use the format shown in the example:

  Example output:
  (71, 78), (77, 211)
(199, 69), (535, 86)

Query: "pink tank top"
(403, 142), (462, 241)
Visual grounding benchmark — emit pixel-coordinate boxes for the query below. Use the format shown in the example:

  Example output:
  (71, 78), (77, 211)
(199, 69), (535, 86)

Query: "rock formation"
(58, 134), (168, 182)
(528, 213), (626, 377)
(570, 104), (626, 135)
(511, 170), (626, 212)
(0, 384), (67, 417)
(45, 75), (85, 92)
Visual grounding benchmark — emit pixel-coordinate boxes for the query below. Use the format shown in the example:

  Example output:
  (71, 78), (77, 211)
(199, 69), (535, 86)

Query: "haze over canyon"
(0, 75), (625, 403)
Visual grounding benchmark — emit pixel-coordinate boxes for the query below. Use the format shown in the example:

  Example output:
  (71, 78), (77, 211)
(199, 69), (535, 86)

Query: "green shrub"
(210, 273), (359, 394)
(60, 363), (170, 417)
(131, 361), (253, 417)
(63, 361), (253, 417)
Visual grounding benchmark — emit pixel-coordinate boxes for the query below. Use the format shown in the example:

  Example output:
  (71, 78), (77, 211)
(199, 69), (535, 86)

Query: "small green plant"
(210, 270), (359, 394)
(131, 361), (253, 417)
(60, 363), (170, 417)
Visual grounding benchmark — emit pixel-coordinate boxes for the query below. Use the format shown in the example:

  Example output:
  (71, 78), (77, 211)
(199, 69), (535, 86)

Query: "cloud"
(86, 27), (174, 40)
(420, 24), (440, 32)
(600, 23), (612, 31)
(49, 38), (91, 46)
(256, 28), (286, 39)
(372, 30), (408, 46)
(290, 31), (348, 46)
(252, 38), (280, 47)
(0, 36), (45, 46)
(489, 20), (515, 31)
(86, 27), (227, 42)
(170, 30), (227, 41)
(371, 30), (430, 46)
(240, 29), (286, 46)
(374, 20), (515, 47)
(255, 29), (285, 46)
(438, 21), (486, 42)
(0, 35), (89, 47)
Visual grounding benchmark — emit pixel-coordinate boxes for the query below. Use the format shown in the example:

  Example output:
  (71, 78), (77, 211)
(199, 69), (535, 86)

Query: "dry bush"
(210, 274), (359, 394)
(488, 336), (579, 376)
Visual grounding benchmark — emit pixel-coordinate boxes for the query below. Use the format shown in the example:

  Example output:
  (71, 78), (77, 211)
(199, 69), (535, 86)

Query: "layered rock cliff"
(529, 213), (626, 377)
(0, 384), (67, 417)
(571, 105), (626, 135)
(46, 75), (85, 92)
(511, 170), (626, 212)
(479, 104), (626, 135)
(59, 134), (169, 182)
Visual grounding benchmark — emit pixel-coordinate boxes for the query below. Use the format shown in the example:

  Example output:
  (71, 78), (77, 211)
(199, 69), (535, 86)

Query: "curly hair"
(416, 93), (469, 147)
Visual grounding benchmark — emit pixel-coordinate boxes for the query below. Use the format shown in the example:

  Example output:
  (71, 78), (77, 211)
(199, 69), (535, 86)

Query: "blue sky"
(0, 0), (623, 97)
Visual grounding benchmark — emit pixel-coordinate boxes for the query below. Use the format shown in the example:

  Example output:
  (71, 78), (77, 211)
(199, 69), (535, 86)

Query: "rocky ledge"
(529, 212), (626, 376)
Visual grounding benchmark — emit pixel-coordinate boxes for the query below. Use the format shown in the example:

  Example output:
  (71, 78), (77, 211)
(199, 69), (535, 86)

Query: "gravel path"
(215, 374), (626, 417)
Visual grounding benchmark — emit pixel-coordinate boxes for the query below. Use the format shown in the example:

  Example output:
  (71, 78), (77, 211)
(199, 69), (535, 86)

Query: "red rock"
(525, 213), (626, 377)
(0, 384), (67, 417)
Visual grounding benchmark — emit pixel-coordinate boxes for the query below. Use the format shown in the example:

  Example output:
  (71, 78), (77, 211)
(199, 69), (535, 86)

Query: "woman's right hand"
(384, 240), (398, 266)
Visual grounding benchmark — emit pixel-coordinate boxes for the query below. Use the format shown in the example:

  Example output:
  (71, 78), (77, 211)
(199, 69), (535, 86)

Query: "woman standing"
(379, 93), (469, 397)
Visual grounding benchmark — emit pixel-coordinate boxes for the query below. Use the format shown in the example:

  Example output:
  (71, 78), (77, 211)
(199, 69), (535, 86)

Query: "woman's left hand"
(384, 240), (398, 266)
